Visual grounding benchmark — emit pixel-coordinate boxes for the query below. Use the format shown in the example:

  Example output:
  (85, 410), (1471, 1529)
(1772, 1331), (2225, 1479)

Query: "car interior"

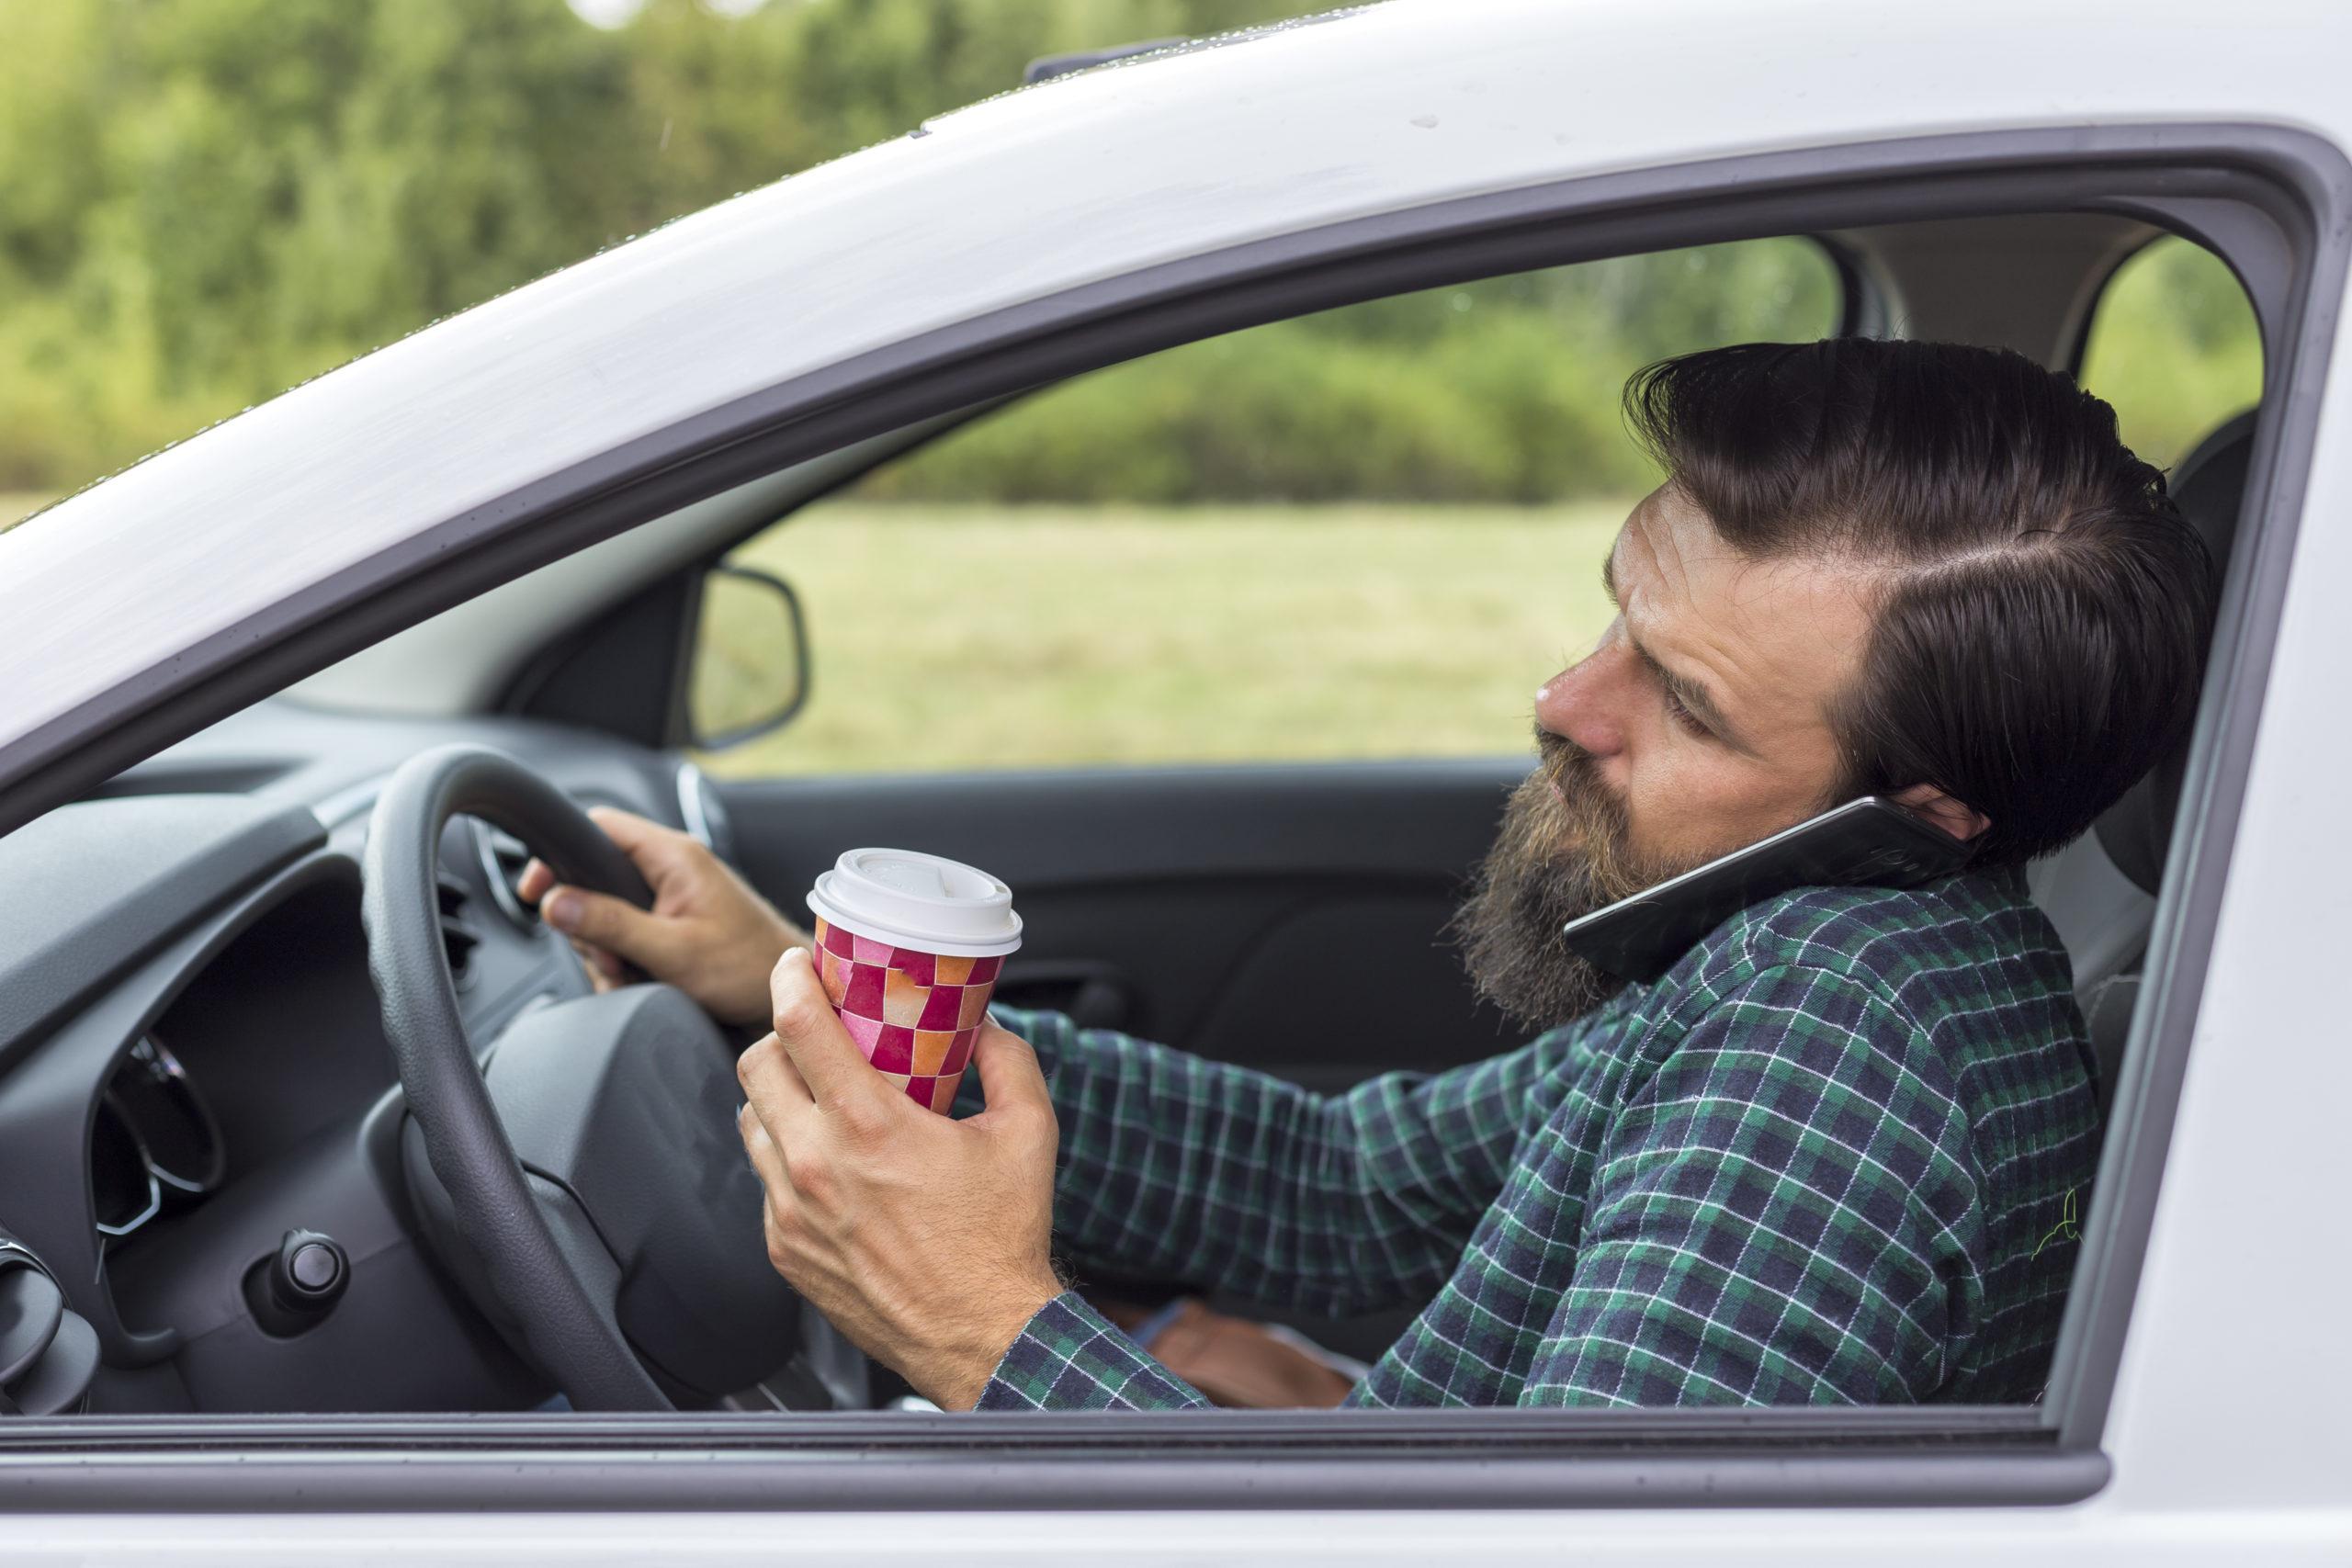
(0, 209), (2257, 1418)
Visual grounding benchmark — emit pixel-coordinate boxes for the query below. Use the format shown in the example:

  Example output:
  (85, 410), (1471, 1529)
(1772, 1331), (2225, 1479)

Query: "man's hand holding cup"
(737, 947), (1063, 1411)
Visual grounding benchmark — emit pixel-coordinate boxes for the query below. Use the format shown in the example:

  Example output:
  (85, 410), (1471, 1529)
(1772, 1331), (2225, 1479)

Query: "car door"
(3, 3), (2346, 1552)
(718, 757), (1528, 1092)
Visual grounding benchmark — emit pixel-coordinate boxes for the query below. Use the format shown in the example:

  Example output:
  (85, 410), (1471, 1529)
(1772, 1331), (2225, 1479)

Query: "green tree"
(0, 0), (2265, 505)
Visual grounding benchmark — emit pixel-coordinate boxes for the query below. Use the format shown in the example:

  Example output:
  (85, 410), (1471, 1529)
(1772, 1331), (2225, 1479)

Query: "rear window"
(2076, 235), (2262, 470)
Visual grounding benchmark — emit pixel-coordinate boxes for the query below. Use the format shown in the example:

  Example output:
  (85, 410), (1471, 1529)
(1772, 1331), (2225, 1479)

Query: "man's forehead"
(1607, 488), (1748, 611)
(1606, 486), (1877, 735)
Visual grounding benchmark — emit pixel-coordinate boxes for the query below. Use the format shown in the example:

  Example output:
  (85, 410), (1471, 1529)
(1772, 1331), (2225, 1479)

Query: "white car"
(3, 0), (2346, 1559)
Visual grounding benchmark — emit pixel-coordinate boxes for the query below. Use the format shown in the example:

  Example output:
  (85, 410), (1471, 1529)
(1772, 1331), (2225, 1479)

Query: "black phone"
(1557, 795), (1973, 985)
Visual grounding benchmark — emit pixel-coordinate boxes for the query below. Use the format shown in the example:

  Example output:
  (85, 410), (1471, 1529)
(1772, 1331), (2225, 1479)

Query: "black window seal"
(2061, 230), (2165, 385)
(1811, 229), (1883, 341)
(0, 120), (2340, 1513)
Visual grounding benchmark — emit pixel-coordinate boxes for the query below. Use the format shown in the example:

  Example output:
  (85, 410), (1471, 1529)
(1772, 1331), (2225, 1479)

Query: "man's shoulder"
(1657, 863), (2067, 1023)
(1590, 868), (2069, 1152)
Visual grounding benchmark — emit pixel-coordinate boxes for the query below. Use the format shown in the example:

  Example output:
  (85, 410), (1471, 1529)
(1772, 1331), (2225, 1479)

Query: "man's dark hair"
(1625, 337), (2218, 866)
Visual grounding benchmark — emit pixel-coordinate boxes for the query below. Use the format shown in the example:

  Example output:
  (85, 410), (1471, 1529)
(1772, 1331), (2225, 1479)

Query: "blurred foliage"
(863, 241), (1841, 503)
(0, 0), (1300, 491)
(0, 0), (2263, 501)
(2076, 237), (2263, 471)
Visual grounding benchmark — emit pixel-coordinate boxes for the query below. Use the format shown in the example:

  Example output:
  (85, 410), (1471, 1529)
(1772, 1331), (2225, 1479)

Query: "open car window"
(2076, 234), (2263, 472)
(702, 240), (1843, 779)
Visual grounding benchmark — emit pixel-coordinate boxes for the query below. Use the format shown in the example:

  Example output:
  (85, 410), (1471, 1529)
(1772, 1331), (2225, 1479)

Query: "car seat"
(2025, 410), (2254, 1118)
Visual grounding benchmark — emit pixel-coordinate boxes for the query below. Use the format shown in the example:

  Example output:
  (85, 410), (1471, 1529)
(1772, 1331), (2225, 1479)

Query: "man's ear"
(1889, 783), (1991, 843)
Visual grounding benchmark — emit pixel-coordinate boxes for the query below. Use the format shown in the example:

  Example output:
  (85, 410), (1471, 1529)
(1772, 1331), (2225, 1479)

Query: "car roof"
(0, 0), (2338, 821)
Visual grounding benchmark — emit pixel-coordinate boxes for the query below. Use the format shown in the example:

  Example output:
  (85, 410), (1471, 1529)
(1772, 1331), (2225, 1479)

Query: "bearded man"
(525, 338), (2216, 1412)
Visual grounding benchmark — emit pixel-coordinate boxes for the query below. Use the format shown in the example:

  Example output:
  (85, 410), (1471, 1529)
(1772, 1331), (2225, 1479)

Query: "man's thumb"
(541, 885), (665, 964)
(970, 1021), (1051, 1117)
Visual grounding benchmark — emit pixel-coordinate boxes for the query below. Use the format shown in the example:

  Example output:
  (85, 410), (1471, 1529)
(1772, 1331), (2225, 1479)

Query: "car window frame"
(1, 120), (2342, 1515)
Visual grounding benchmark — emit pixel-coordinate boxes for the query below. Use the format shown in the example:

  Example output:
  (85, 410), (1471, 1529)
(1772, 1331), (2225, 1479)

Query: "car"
(3, 0), (2347, 1558)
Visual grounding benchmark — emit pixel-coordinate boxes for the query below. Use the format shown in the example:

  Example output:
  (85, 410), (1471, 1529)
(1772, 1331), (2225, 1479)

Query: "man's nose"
(1535, 638), (1633, 758)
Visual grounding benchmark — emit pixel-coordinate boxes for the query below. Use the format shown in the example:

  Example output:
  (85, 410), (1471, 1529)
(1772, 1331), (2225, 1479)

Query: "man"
(522, 338), (2214, 1412)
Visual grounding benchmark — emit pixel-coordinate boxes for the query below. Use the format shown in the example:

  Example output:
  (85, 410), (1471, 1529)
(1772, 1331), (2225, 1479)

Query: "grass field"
(709, 502), (1630, 778)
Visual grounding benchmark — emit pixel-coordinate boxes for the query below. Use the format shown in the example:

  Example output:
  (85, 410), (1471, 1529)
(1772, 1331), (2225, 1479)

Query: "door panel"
(718, 757), (1532, 1089)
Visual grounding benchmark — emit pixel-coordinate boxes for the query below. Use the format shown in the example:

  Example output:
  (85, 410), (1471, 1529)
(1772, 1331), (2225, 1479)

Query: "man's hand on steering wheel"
(516, 806), (806, 1026)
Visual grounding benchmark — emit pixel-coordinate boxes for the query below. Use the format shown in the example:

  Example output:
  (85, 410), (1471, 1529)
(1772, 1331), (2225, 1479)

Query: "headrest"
(2092, 411), (2256, 895)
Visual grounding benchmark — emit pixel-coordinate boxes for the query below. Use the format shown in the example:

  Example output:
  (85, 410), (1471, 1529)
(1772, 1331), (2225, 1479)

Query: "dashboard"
(0, 699), (729, 1416)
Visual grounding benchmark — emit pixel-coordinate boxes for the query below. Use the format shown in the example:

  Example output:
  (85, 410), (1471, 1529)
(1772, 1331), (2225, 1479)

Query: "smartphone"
(1557, 795), (1973, 985)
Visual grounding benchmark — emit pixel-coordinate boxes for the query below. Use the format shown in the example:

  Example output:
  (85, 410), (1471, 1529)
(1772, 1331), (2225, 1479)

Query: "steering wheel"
(358, 745), (803, 1411)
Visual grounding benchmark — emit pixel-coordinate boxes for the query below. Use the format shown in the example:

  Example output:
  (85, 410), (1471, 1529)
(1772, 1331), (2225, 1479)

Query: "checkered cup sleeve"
(812, 916), (1004, 1113)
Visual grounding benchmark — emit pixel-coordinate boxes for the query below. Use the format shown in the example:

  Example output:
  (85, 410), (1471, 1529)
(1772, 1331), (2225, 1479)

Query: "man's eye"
(1663, 688), (1710, 738)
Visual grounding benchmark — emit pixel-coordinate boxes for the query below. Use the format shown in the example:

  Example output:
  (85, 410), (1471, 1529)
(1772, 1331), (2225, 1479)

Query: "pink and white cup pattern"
(805, 849), (1023, 1115)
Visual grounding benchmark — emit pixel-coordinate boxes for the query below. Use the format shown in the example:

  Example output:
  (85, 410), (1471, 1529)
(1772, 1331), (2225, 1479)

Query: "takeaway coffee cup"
(805, 848), (1023, 1114)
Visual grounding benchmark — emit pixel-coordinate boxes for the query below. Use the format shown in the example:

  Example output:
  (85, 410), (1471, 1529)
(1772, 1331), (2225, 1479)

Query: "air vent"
(470, 820), (537, 932)
(0, 1238), (98, 1416)
(436, 874), (481, 989)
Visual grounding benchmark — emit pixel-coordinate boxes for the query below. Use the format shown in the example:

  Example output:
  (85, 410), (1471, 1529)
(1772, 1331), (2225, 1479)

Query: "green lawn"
(707, 502), (1629, 778)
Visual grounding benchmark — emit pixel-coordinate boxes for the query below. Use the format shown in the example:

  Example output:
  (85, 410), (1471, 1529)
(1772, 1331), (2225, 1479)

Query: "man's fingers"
(539, 884), (667, 966)
(585, 805), (701, 886)
(569, 937), (623, 988)
(523, 809), (672, 907)
(584, 804), (662, 850)
(970, 1021), (1053, 1122)
(767, 948), (890, 1112)
(738, 1032), (814, 1143)
(737, 1098), (790, 1190)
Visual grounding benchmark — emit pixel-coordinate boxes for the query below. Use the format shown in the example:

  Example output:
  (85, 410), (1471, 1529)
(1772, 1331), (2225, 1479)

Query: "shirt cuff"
(975, 1291), (1215, 1411)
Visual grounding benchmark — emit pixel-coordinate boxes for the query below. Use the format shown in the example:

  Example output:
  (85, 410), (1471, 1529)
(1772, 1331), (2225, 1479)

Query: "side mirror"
(685, 565), (810, 751)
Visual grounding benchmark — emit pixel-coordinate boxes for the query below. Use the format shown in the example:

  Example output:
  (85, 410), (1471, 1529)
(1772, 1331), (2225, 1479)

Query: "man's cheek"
(1616, 764), (1726, 877)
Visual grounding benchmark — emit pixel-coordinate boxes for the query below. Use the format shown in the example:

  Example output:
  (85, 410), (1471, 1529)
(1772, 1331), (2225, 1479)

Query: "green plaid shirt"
(973, 865), (2098, 1411)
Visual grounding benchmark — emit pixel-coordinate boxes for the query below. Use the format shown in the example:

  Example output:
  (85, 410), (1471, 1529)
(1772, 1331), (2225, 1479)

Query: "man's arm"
(987, 1005), (1558, 1319)
(974, 1292), (1216, 1411)
(973, 964), (1966, 1419)
(975, 962), (1972, 1414)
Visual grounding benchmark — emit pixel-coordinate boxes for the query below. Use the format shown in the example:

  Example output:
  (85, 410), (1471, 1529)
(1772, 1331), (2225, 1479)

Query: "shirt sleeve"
(1519, 963), (1971, 1406)
(981, 1006), (1556, 1318)
(975, 1291), (1215, 1412)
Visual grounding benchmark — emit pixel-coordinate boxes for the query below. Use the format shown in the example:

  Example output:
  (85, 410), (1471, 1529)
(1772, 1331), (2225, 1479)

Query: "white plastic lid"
(805, 847), (1023, 958)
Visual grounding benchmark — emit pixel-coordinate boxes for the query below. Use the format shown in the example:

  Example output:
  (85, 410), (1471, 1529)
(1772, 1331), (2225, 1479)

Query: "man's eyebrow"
(1603, 525), (1757, 752)
(1627, 631), (1752, 751)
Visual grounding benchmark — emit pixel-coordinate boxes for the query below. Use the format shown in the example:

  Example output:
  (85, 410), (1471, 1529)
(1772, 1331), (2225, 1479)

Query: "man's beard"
(1442, 729), (1697, 1032)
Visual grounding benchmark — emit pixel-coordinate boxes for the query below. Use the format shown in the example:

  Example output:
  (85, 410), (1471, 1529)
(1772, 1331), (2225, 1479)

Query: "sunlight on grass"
(703, 502), (1631, 778)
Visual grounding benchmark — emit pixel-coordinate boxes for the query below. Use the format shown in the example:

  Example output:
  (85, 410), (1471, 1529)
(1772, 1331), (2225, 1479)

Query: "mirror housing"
(685, 565), (810, 751)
